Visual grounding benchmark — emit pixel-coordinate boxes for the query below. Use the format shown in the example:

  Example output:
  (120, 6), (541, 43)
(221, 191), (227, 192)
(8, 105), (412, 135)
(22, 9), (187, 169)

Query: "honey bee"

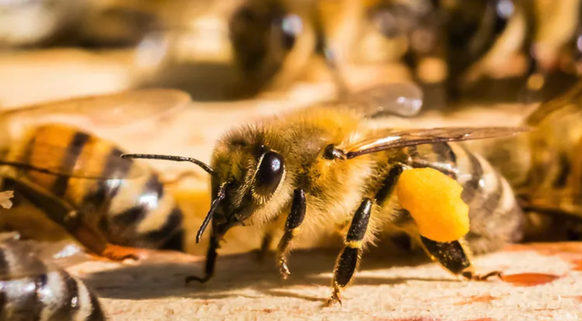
(0, 89), (192, 262)
(0, 232), (105, 321)
(122, 82), (528, 305)
(0, 0), (201, 49)
(363, 0), (547, 106)
(463, 80), (582, 239)
(227, 0), (363, 97)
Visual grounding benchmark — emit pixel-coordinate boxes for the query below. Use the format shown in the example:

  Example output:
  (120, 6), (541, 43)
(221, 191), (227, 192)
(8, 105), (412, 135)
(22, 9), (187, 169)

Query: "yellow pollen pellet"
(395, 167), (470, 242)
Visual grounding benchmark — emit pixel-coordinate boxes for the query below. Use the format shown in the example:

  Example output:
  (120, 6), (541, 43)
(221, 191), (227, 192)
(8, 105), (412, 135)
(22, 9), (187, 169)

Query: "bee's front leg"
(325, 198), (373, 307)
(185, 234), (219, 284)
(420, 236), (502, 281)
(276, 189), (306, 279)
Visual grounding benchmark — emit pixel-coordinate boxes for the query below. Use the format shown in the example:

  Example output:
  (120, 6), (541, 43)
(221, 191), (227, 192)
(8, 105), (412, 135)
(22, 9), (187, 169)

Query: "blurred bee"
(226, 0), (363, 98)
(123, 82), (528, 305)
(358, 0), (534, 106)
(0, 232), (105, 321)
(0, 89), (192, 261)
(463, 80), (582, 240)
(0, 0), (204, 49)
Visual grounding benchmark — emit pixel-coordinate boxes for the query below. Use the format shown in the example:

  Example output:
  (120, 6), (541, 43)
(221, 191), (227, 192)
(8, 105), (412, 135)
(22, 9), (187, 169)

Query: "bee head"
(229, 0), (306, 93)
(120, 138), (292, 243)
(209, 139), (291, 240)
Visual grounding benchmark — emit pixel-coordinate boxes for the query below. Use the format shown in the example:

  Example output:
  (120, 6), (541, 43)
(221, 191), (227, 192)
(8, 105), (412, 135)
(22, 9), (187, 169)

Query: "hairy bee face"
(228, 0), (304, 93)
(210, 130), (293, 236)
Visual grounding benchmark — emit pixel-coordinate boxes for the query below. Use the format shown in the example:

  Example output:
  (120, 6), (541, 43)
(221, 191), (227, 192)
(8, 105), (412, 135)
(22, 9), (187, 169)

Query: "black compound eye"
(255, 151), (285, 195)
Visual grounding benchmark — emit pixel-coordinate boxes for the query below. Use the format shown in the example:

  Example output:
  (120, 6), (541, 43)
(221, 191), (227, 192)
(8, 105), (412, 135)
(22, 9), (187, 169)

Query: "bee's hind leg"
(325, 198), (373, 307)
(64, 212), (151, 262)
(420, 236), (502, 281)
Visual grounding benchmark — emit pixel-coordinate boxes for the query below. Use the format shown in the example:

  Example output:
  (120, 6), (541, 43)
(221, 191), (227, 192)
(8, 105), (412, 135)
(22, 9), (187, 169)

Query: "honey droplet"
(501, 273), (560, 286)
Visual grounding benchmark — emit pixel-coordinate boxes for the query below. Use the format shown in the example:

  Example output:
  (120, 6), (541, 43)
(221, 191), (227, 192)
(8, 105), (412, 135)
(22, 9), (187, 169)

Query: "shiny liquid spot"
(501, 273), (560, 286)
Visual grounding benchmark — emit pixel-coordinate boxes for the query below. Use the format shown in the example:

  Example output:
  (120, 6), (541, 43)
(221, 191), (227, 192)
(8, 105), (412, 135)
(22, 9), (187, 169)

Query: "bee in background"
(227, 0), (363, 98)
(0, 0), (88, 48)
(358, 0), (534, 107)
(0, 0), (204, 49)
(463, 80), (582, 240)
(123, 81), (528, 305)
(0, 232), (105, 321)
(0, 89), (192, 262)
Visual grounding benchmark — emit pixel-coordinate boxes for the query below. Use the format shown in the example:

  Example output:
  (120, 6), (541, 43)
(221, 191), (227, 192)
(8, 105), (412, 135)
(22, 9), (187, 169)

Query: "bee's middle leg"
(420, 236), (502, 281)
(325, 198), (373, 307)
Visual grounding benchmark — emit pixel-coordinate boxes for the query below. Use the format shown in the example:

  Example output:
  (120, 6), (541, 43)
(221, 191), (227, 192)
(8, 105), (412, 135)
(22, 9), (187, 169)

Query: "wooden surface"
(67, 242), (582, 321)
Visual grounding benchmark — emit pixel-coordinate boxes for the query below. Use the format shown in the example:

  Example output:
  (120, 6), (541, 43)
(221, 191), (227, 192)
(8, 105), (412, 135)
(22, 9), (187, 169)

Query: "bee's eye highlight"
(275, 14), (302, 50)
(255, 151), (285, 195)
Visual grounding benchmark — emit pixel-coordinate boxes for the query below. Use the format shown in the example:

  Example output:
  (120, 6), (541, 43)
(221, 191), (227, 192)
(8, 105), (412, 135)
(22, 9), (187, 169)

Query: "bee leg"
(420, 236), (503, 281)
(63, 212), (150, 261)
(185, 234), (219, 284)
(255, 231), (273, 262)
(276, 189), (306, 279)
(325, 198), (372, 307)
(2, 178), (149, 262)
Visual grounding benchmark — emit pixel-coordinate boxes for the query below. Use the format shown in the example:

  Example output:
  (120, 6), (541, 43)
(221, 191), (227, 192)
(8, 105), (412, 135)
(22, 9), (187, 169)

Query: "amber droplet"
(501, 273), (560, 286)
(570, 259), (582, 271)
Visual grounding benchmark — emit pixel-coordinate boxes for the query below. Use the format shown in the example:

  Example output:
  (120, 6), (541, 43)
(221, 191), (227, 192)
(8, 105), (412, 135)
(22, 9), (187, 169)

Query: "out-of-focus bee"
(0, 232), (105, 321)
(123, 82), (528, 305)
(0, 0), (88, 48)
(0, 0), (205, 49)
(0, 89), (192, 261)
(463, 80), (582, 240)
(356, 0), (535, 106)
(225, 0), (363, 98)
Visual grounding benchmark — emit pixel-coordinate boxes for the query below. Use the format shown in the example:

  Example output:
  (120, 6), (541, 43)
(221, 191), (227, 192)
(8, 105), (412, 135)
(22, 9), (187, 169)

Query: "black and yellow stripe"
(328, 198), (372, 305)
(0, 242), (105, 321)
(3, 124), (185, 251)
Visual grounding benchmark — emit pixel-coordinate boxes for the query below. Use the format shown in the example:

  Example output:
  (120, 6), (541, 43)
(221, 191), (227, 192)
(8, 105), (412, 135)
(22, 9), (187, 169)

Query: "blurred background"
(1, 0), (582, 256)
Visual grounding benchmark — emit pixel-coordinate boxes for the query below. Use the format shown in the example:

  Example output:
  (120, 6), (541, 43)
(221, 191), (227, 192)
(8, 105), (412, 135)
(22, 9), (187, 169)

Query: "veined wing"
(0, 89), (191, 127)
(525, 81), (582, 127)
(344, 126), (530, 158)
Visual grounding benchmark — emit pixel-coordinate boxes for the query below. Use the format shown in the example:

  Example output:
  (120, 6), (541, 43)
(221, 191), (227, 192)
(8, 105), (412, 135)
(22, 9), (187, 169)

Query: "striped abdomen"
(400, 142), (525, 253)
(0, 242), (104, 321)
(3, 124), (183, 250)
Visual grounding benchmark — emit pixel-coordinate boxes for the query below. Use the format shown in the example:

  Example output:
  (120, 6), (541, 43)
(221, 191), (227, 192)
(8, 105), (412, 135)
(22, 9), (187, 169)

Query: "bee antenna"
(196, 183), (227, 243)
(120, 153), (216, 177)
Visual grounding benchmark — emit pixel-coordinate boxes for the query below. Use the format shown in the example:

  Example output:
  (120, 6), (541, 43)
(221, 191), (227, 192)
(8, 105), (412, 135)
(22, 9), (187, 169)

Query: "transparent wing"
(0, 142), (146, 180)
(525, 81), (582, 127)
(344, 82), (424, 118)
(0, 89), (191, 127)
(0, 236), (90, 280)
(344, 126), (530, 158)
